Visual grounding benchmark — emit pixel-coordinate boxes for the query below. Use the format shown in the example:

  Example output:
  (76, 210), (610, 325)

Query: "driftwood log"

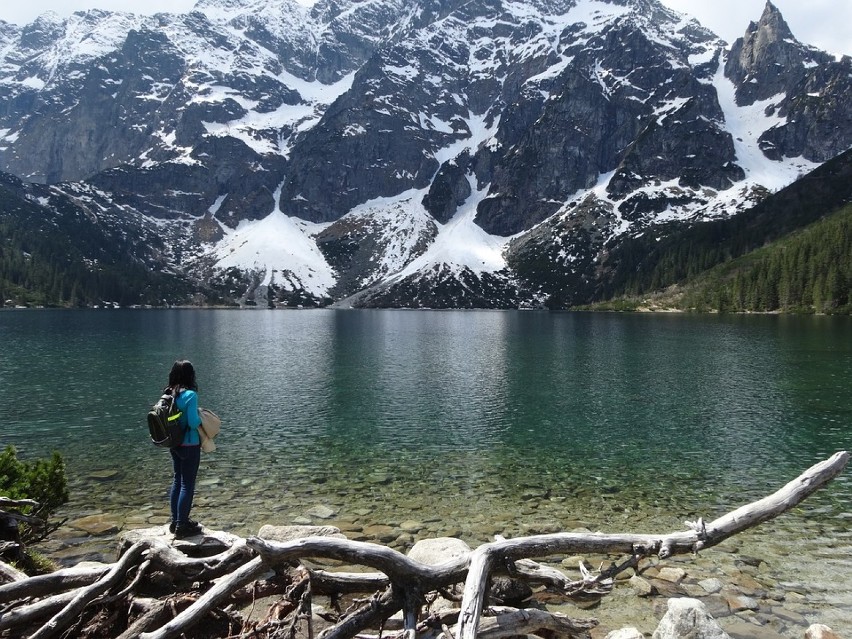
(0, 451), (846, 639)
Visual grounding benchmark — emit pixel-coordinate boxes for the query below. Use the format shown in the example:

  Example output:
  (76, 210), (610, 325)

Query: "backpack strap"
(172, 386), (190, 444)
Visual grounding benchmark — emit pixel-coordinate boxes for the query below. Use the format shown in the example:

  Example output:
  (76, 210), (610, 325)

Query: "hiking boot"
(169, 518), (199, 534)
(174, 520), (203, 539)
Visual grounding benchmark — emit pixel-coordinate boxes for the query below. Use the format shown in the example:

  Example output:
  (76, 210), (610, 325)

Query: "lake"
(1, 309), (850, 634)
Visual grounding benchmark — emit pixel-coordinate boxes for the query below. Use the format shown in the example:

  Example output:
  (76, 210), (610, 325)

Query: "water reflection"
(1, 308), (850, 533)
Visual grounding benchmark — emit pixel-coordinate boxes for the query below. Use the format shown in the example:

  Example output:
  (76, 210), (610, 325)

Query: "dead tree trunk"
(454, 450), (850, 639)
(0, 451), (846, 639)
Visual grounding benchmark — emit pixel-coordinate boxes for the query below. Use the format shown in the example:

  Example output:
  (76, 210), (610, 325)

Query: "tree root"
(0, 451), (845, 639)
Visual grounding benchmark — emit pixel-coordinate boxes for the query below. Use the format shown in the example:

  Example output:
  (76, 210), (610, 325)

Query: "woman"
(166, 359), (204, 539)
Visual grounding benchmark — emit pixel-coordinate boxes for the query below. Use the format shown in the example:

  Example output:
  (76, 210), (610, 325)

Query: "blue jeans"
(169, 446), (201, 525)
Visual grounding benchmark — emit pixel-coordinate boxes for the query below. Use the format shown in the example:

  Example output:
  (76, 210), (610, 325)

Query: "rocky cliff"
(0, 0), (849, 308)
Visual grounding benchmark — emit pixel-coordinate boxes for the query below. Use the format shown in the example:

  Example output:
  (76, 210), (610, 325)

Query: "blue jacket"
(175, 389), (201, 446)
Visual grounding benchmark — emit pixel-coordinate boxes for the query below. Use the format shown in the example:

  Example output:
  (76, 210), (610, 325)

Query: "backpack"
(147, 386), (186, 448)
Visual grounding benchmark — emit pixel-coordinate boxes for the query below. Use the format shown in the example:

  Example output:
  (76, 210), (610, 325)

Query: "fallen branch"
(0, 563), (110, 603)
(0, 559), (27, 584)
(2, 451), (846, 639)
(477, 606), (597, 639)
(140, 555), (268, 639)
(455, 450), (850, 639)
(29, 541), (146, 639)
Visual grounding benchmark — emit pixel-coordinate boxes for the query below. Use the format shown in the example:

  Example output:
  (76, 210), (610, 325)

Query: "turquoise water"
(1, 309), (851, 630)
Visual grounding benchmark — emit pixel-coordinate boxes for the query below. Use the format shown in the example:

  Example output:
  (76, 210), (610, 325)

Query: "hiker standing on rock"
(166, 359), (204, 539)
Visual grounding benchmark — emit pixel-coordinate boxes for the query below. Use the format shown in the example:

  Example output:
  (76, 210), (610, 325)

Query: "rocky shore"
(35, 513), (847, 639)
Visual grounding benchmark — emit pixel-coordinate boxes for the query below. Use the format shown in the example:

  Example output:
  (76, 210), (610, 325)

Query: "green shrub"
(0, 445), (69, 546)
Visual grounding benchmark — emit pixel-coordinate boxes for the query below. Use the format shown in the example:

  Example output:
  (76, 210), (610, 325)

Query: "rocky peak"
(724, 1), (809, 105)
(752, 1), (795, 43)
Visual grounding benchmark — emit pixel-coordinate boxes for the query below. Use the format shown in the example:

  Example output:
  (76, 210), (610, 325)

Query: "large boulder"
(407, 537), (471, 565)
(652, 598), (731, 639)
(805, 625), (842, 639)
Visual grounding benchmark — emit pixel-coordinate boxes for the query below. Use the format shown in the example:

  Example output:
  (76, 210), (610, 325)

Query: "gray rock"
(652, 598), (731, 639)
(68, 513), (123, 536)
(698, 578), (724, 594)
(407, 537), (471, 565)
(718, 620), (785, 639)
(629, 575), (656, 597)
(722, 592), (760, 613)
(305, 505), (337, 520)
(656, 566), (687, 584)
(257, 525), (346, 542)
(770, 606), (807, 626)
(805, 624), (842, 639)
(487, 576), (533, 607)
(606, 629), (644, 639)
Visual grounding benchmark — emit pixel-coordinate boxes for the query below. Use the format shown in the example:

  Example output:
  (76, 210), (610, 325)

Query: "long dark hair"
(168, 360), (198, 391)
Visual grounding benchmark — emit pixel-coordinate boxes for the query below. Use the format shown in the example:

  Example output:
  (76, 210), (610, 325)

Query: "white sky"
(0, 0), (849, 56)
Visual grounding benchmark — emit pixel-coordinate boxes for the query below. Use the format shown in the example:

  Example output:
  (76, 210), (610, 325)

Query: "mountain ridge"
(0, 0), (850, 309)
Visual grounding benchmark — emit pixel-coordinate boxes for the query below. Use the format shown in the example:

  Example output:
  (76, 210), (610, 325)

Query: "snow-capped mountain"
(0, 0), (849, 308)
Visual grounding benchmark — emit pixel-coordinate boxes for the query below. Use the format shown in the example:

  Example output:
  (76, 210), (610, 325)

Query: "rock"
(805, 625), (842, 639)
(648, 578), (686, 598)
(683, 583), (709, 598)
(770, 606), (806, 626)
(258, 525), (345, 541)
(119, 527), (241, 557)
(605, 629), (644, 639)
(88, 469), (121, 481)
(562, 556), (591, 571)
(68, 513), (122, 536)
(399, 520), (423, 533)
(652, 598), (731, 639)
(698, 578), (724, 594)
(700, 595), (732, 619)
(728, 571), (765, 596)
(305, 505), (337, 520)
(656, 566), (687, 584)
(718, 620), (785, 639)
(362, 525), (397, 543)
(629, 575), (656, 597)
(722, 592), (760, 613)
(735, 555), (763, 568)
(488, 576), (533, 607)
(407, 537), (471, 565)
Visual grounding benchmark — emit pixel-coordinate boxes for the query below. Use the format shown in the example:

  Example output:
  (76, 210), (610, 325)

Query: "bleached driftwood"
(2, 450), (847, 639)
(455, 450), (850, 639)
(29, 542), (147, 639)
(140, 556), (268, 639)
(0, 560), (27, 584)
(0, 564), (110, 602)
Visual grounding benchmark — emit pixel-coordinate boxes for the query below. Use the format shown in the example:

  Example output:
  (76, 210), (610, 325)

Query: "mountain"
(581, 147), (852, 312)
(0, 0), (849, 309)
(0, 172), (215, 307)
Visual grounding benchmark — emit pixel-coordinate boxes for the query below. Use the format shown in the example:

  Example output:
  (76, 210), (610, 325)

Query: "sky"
(0, 0), (849, 56)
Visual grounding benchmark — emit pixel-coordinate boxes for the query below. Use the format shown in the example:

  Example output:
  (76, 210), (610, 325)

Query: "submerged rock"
(305, 505), (337, 520)
(68, 513), (122, 536)
(88, 469), (121, 481)
(258, 525), (345, 542)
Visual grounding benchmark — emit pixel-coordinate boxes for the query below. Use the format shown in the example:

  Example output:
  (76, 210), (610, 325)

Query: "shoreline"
(33, 517), (850, 639)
